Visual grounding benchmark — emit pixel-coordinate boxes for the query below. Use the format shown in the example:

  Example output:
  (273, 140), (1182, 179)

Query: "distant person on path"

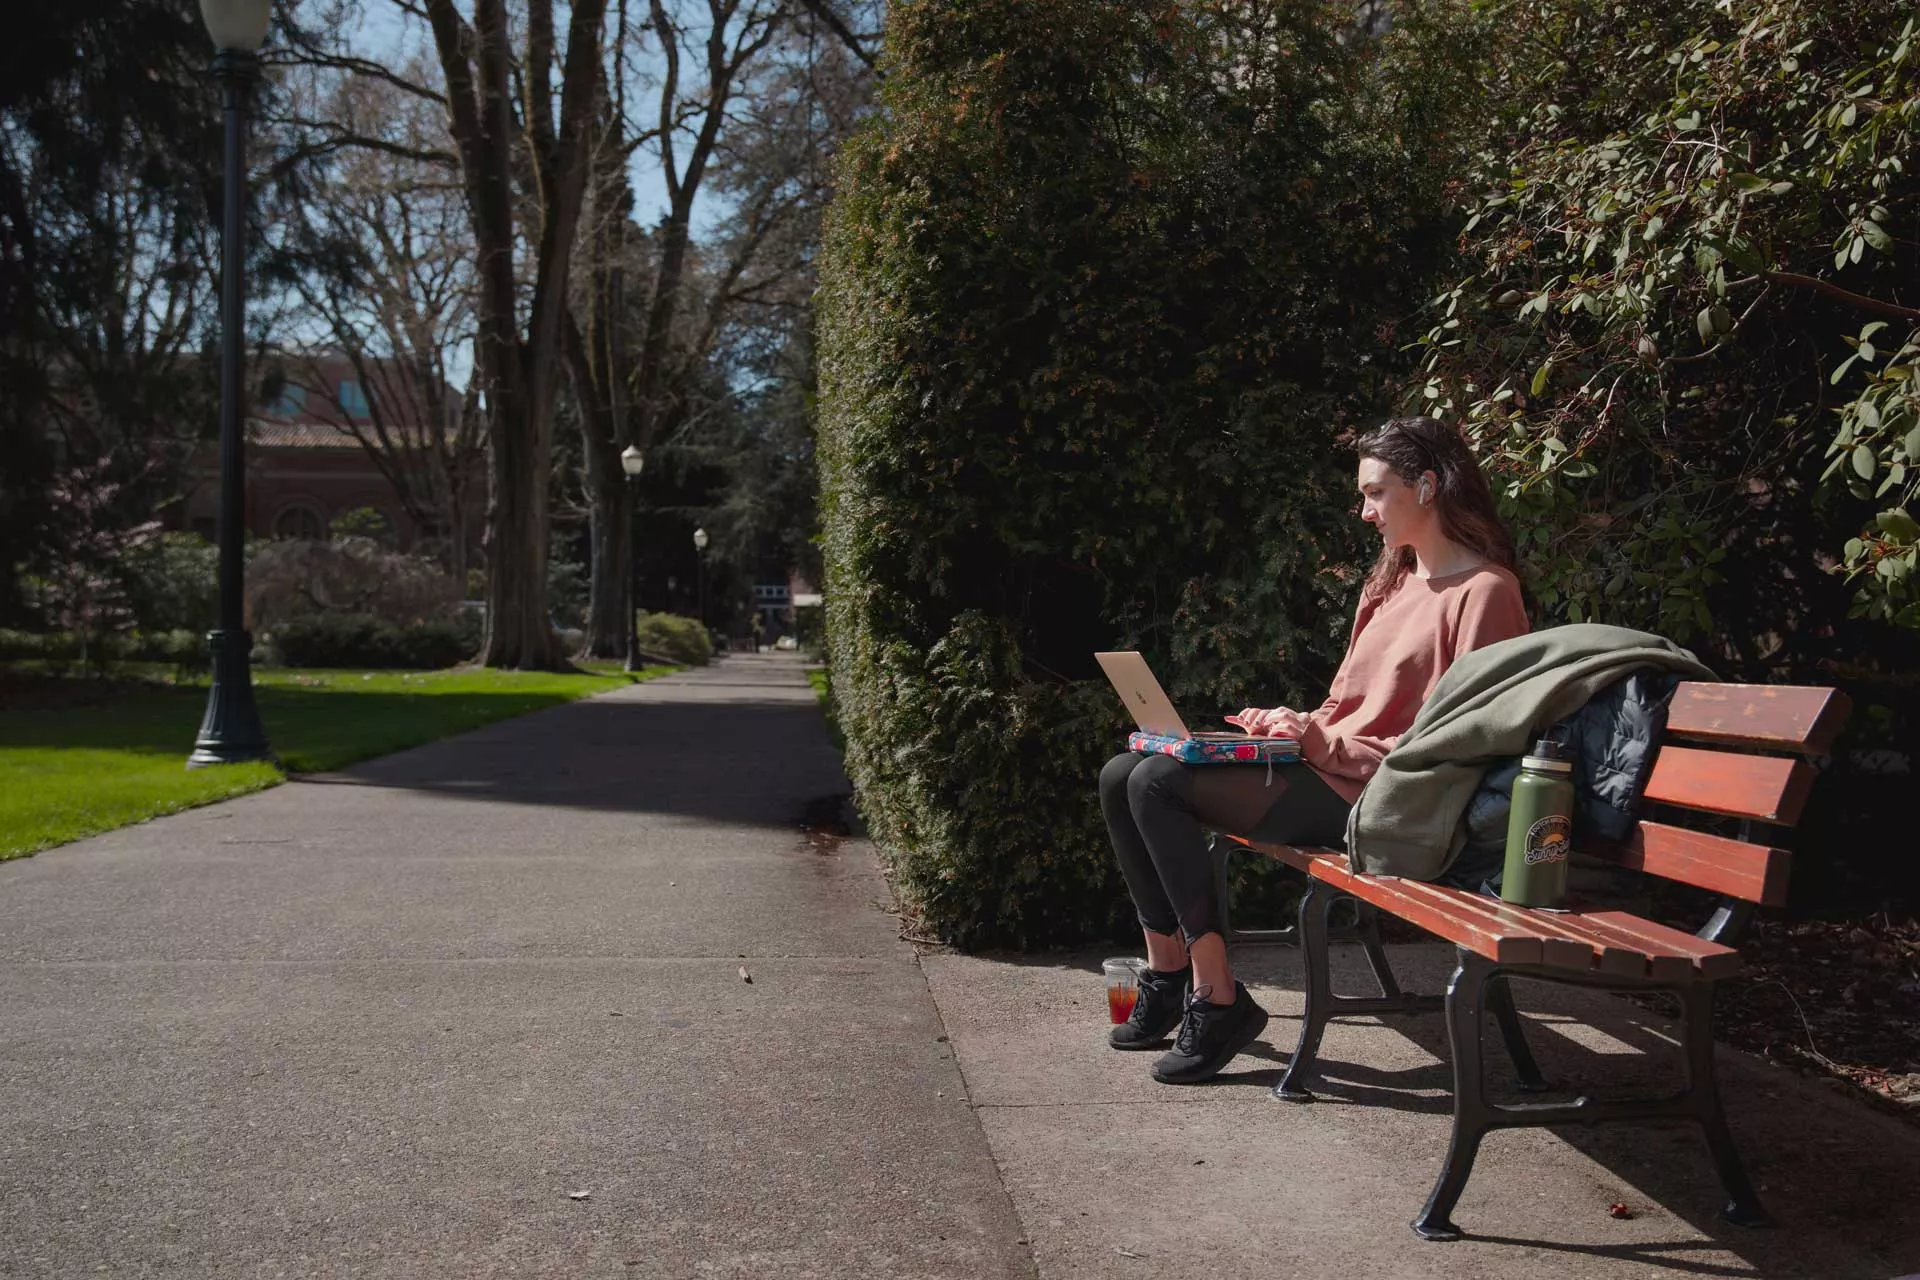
(1099, 418), (1530, 1083)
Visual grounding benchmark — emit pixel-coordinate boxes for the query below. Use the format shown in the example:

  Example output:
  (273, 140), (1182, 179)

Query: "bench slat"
(1574, 911), (1742, 981)
(1243, 839), (1739, 980)
(1590, 821), (1791, 906)
(1667, 683), (1852, 755)
(1642, 745), (1814, 826)
(1555, 914), (1698, 984)
(1248, 843), (1545, 966)
(1373, 877), (1624, 974)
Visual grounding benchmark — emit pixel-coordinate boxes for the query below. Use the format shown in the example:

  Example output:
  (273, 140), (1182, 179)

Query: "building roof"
(248, 418), (368, 449)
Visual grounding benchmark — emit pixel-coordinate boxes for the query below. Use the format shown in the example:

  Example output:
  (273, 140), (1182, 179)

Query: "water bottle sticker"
(1524, 815), (1571, 866)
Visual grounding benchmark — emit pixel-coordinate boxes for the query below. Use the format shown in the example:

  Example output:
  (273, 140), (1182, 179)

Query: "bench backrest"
(1587, 682), (1851, 906)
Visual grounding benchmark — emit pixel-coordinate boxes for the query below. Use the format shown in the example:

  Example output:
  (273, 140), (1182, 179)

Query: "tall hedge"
(817, 0), (1489, 947)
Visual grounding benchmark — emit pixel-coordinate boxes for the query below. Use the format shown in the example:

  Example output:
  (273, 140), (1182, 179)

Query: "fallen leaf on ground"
(1608, 1202), (1633, 1219)
(569, 1190), (591, 1201)
(739, 966), (753, 983)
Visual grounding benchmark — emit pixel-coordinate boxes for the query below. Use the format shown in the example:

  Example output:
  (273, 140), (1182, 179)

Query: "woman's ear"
(1417, 470), (1436, 505)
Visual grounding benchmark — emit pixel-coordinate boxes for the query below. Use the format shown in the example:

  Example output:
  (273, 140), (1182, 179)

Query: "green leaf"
(1904, 425), (1920, 460)
(1729, 172), (1768, 192)
(1853, 444), (1877, 480)
(1877, 508), (1920, 541)
(1530, 363), (1552, 396)
(1697, 307), (1717, 343)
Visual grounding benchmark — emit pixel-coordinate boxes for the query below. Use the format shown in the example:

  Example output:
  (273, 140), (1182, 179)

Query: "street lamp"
(692, 526), (709, 636)
(189, 0), (273, 769)
(620, 445), (644, 672)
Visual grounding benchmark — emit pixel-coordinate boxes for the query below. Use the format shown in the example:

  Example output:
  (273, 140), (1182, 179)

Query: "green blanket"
(1344, 623), (1713, 880)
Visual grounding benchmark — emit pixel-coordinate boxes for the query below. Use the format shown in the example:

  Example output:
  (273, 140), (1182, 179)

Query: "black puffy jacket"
(1442, 671), (1681, 891)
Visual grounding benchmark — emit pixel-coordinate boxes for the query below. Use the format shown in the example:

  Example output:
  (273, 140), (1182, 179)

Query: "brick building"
(178, 355), (482, 560)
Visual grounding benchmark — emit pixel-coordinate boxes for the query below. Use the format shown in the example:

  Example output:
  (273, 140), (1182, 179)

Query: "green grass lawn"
(0, 664), (674, 861)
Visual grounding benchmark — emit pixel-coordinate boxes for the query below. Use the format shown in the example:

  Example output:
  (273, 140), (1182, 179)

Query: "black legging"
(1100, 752), (1351, 944)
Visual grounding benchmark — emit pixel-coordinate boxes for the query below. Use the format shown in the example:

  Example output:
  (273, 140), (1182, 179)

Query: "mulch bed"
(1713, 914), (1920, 1118)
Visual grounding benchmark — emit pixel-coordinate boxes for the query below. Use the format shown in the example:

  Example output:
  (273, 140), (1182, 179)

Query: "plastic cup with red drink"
(1102, 957), (1147, 1024)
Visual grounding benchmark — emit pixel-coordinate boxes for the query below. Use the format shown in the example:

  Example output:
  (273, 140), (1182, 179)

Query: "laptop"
(1094, 651), (1300, 752)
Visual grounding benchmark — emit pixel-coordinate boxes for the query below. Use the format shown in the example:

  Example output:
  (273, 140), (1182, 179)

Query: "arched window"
(272, 504), (325, 541)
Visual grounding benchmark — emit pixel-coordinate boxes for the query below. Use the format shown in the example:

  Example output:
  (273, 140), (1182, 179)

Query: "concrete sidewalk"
(0, 654), (1028, 1278)
(4, 653), (1917, 1278)
(929, 945), (1920, 1280)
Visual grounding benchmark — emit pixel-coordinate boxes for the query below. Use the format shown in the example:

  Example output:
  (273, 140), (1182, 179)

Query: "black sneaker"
(1108, 965), (1189, 1050)
(1151, 982), (1269, 1084)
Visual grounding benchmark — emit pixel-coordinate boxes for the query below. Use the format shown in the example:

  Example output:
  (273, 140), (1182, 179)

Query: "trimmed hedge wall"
(817, 0), (1488, 947)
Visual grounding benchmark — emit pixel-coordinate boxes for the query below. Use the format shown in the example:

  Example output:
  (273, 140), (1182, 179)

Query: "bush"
(128, 628), (210, 677)
(817, 0), (1486, 947)
(269, 612), (479, 670)
(634, 612), (712, 667)
(1417, 0), (1920, 644)
(248, 538), (460, 633)
(119, 532), (218, 634)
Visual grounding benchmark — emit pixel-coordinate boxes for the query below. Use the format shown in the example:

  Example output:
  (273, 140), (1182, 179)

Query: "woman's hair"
(1355, 417), (1516, 600)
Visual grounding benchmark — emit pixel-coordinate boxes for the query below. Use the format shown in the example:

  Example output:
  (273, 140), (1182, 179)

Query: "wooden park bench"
(1223, 681), (1851, 1241)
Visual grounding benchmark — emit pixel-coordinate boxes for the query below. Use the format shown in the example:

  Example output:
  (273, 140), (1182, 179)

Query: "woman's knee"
(1099, 752), (1144, 808)
(1125, 752), (1190, 815)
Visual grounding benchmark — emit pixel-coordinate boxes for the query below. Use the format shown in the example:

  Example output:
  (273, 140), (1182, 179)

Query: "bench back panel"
(1594, 821), (1793, 906)
(1641, 745), (1815, 826)
(1666, 683), (1852, 754)
(1583, 683), (1846, 903)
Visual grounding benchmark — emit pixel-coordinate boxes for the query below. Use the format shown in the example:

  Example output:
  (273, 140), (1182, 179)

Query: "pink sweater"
(1300, 564), (1530, 803)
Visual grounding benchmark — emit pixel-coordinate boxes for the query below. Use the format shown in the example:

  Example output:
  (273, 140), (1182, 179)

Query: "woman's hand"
(1227, 707), (1306, 738)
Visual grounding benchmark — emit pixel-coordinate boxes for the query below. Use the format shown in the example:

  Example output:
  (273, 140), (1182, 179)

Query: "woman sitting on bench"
(1099, 417), (1529, 1083)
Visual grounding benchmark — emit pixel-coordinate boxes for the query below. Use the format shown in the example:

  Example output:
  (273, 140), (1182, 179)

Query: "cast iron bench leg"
(1414, 949), (1493, 1241)
(1486, 975), (1549, 1092)
(1274, 879), (1335, 1101)
(1681, 981), (1771, 1227)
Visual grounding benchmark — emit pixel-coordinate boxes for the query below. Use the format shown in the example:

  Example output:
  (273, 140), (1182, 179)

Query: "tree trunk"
(428, 0), (605, 672)
(581, 426), (630, 658)
(481, 355), (563, 669)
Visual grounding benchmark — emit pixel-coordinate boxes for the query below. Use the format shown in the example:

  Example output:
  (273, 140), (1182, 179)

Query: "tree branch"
(1761, 270), (1920, 322)
(794, 0), (880, 74)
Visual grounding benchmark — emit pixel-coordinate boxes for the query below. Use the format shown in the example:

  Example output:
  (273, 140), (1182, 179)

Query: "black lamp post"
(692, 526), (709, 635)
(188, 0), (273, 769)
(620, 445), (645, 672)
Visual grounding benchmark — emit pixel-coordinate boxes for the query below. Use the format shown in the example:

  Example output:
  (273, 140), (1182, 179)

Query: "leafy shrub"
(817, 0), (1486, 947)
(118, 532), (218, 633)
(128, 628), (210, 677)
(0, 629), (80, 663)
(328, 506), (395, 546)
(634, 612), (711, 666)
(247, 538), (460, 633)
(1415, 0), (1919, 647)
(269, 612), (478, 670)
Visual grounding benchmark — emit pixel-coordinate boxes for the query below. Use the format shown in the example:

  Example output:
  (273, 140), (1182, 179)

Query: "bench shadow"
(1225, 944), (1920, 1277)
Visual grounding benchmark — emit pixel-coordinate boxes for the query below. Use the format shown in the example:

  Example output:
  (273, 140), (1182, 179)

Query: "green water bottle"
(1500, 738), (1575, 908)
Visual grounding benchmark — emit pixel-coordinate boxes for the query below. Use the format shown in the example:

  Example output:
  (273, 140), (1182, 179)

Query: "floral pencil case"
(1128, 731), (1301, 765)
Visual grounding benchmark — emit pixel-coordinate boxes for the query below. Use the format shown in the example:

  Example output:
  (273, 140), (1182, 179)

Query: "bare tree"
(566, 0), (877, 655)
(286, 65), (487, 584)
(418, 0), (610, 668)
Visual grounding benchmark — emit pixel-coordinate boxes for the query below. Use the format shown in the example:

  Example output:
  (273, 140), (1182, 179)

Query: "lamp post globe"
(199, 0), (271, 51)
(188, 0), (273, 768)
(620, 446), (645, 671)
